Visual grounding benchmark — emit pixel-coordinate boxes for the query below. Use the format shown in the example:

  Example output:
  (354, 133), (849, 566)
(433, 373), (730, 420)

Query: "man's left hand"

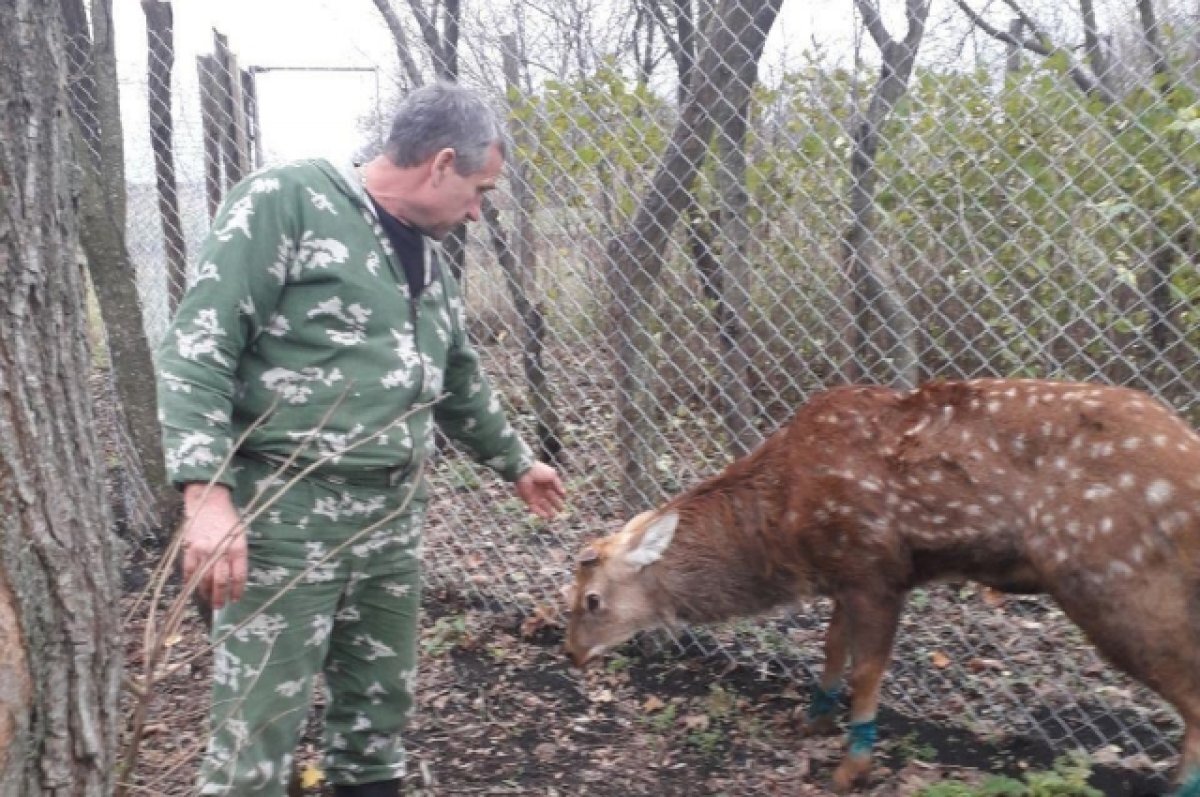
(515, 462), (566, 520)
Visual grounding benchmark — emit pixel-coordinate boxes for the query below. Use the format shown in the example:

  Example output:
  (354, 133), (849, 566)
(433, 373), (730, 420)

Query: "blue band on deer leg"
(847, 719), (878, 757)
(806, 682), (843, 720)
(1173, 770), (1200, 797)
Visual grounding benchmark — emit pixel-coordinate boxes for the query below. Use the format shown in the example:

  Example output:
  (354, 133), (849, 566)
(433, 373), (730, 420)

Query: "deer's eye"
(586, 593), (602, 612)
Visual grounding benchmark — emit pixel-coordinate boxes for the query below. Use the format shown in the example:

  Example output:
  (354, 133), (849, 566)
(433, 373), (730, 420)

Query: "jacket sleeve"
(155, 171), (293, 488)
(433, 266), (536, 482)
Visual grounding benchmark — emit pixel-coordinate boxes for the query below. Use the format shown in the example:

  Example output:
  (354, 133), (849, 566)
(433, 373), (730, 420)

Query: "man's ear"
(430, 147), (456, 184)
(625, 511), (678, 569)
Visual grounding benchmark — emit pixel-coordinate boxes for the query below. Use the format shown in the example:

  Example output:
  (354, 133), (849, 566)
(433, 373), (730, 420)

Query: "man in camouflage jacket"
(157, 83), (565, 797)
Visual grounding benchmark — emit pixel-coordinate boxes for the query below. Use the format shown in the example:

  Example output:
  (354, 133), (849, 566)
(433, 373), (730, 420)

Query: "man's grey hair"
(384, 83), (507, 175)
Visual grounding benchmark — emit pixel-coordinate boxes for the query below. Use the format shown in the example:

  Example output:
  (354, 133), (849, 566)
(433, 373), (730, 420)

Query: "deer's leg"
(1050, 577), (1200, 795)
(830, 590), (903, 794)
(1175, 723), (1200, 796)
(802, 599), (848, 737)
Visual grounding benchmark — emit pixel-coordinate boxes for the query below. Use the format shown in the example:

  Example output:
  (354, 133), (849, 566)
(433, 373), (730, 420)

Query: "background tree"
(62, 0), (173, 529)
(607, 0), (781, 511)
(0, 0), (121, 792)
(142, 0), (186, 312)
(840, 0), (929, 387)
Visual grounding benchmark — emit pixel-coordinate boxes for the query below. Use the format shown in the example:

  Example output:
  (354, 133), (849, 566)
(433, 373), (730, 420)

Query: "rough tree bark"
(0, 0), (122, 793)
(840, 0), (928, 388)
(62, 0), (174, 527)
(141, 0), (187, 311)
(607, 0), (781, 512)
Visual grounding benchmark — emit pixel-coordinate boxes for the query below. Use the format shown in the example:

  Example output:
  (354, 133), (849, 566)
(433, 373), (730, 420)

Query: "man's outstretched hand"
(515, 462), (567, 520)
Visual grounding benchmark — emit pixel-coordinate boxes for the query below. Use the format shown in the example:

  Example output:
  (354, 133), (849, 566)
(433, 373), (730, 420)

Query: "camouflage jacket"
(155, 159), (534, 491)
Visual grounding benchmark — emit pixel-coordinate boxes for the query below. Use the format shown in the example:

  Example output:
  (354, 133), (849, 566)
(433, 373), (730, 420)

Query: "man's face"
(422, 143), (503, 240)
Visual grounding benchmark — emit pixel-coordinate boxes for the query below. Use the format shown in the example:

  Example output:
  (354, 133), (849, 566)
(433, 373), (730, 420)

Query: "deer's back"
(779, 380), (1200, 593)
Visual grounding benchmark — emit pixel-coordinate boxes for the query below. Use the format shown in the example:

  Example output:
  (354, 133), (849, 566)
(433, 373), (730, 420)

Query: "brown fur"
(565, 379), (1200, 792)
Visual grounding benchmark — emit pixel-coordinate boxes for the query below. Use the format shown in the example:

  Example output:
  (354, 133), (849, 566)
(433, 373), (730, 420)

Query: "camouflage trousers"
(197, 456), (425, 795)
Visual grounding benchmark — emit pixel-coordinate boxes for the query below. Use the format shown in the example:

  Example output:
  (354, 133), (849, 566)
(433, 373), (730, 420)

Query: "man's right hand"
(181, 483), (248, 610)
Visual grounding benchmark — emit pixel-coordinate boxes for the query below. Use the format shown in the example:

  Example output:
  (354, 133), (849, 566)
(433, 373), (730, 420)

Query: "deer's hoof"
(831, 754), (871, 793)
(798, 713), (839, 737)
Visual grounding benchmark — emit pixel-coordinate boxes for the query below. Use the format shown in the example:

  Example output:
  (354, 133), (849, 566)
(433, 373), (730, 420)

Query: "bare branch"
(951, 0), (1050, 55)
(403, 0), (450, 79)
(371, 0), (425, 86)
(953, 0), (1116, 102)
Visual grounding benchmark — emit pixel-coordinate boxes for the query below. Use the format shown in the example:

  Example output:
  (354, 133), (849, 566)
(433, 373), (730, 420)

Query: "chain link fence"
(99, 0), (1199, 780)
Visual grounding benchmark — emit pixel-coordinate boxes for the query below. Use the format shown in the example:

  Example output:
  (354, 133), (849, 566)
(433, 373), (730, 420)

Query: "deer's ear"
(625, 511), (678, 569)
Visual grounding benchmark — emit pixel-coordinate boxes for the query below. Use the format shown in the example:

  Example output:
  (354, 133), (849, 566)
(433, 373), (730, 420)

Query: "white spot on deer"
(1083, 484), (1115, 501)
(1147, 479), (1174, 506)
(1099, 517), (1114, 535)
(1118, 473), (1136, 490)
(987, 401), (1002, 414)
(1121, 437), (1142, 451)
(965, 505), (983, 517)
(1161, 511), (1191, 535)
(1153, 434), (1169, 448)
(1089, 442), (1115, 458)
(1108, 561), (1134, 579)
(927, 470), (943, 484)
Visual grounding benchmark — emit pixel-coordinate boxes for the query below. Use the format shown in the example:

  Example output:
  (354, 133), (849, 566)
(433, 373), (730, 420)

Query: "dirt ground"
(121, 580), (1173, 797)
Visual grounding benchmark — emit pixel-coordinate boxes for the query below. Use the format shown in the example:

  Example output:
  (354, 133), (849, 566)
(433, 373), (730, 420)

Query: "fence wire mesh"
(95, 0), (1200, 778)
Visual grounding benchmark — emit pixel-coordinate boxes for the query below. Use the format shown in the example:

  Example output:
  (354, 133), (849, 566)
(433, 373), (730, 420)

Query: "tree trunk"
(1080, 0), (1114, 98)
(198, 55), (224, 219)
(608, 0), (781, 512)
(1137, 0), (1187, 359)
(500, 34), (565, 465)
(64, 0), (174, 528)
(141, 0), (187, 311)
(707, 3), (769, 456)
(213, 31), (250, 186)
(0, 1), (122, 793)
(841, 0), (928, 388)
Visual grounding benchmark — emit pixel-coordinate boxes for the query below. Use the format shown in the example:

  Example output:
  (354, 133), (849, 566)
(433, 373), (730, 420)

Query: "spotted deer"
(564, 379), (1200, 794)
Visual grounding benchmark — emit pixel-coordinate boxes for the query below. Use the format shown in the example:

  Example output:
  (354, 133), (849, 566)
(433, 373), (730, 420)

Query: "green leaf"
(1044, 50), (1071, 75)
